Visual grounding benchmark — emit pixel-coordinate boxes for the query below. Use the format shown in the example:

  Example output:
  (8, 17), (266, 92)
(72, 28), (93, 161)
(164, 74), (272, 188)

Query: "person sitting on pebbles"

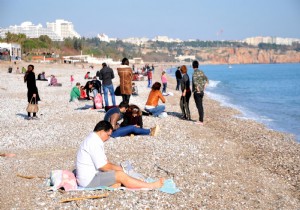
(76, 120), (164, 189)
(104, 102), (159, 138)
(144, 82), (166, 117)
(121, 104), (144, 128)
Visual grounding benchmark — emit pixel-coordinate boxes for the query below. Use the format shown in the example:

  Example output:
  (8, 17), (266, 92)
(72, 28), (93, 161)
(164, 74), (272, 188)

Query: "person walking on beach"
(117, 58), (133, 104)
(70, 75), (74, 86)
(175, 66), (182, 91)
(192, 60), (209, 125)
(161, 71), (168, 94)
(104, 102), (159, 138)
(147, 67), (152, 88)
(180, 65), (191, 120)
(76, 120), (164, 188)
(24, 64), (40, 120)
(99, 62), (116, 107)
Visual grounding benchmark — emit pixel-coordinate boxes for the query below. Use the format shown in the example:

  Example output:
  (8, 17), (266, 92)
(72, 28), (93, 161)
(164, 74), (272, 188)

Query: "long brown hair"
(180, 65), (187, 74)
(24, 65), (34, 82)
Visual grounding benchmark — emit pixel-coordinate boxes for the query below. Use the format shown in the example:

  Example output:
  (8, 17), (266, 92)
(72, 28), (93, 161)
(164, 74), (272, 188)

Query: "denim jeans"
(111, 125), (150, 138)
(103, 84), (116, 106)
(148, 79), (152, 88)
(145, 105), (165, 117)
(162, 83), (167, 93)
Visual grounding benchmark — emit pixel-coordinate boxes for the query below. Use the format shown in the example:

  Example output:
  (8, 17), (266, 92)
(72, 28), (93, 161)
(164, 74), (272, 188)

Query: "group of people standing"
(176, 60), (209, 125)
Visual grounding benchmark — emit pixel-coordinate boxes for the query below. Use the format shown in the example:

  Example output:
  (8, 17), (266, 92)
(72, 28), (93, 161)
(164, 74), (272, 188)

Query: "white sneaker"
(158, 112), (168, 118)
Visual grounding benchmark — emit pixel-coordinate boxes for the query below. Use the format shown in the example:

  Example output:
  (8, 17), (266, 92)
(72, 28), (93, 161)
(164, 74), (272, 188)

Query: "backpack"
(94, 93), (103, 109)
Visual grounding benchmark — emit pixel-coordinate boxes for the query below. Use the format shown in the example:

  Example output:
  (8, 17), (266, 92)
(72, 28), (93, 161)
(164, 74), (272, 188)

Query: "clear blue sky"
(1, 0), (299, 40)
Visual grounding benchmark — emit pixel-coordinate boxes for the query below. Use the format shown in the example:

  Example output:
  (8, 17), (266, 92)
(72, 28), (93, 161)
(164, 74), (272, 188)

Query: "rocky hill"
(198, 47), (300, 64)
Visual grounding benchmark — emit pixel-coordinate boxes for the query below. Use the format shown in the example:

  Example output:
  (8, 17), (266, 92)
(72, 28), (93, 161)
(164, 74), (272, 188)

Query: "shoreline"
(0, 61), (299, 209)
(164, 64), (300, 143)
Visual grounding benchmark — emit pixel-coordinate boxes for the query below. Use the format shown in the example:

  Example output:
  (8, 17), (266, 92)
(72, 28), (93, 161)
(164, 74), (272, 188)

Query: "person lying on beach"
(144, 82), (166, 117)
(104, 102), (159, 138)
(76, 120), (164, 189)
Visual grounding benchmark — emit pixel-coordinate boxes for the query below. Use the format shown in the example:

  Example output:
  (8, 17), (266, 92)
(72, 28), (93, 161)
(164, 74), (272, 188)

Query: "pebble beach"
(0, 61), (299, 209)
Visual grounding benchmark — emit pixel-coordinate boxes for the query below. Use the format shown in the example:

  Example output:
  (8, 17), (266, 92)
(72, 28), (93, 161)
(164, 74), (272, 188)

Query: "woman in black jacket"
(24, 64), (40, 120)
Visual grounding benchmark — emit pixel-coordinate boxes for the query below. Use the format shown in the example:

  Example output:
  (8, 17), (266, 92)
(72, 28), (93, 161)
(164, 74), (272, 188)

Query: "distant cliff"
(195, 48), (300, 64)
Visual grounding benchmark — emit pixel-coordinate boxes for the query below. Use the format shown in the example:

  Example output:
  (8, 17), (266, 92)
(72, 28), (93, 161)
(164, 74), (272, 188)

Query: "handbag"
(26, 97), (39, 113)
(114, 85), (121, 96)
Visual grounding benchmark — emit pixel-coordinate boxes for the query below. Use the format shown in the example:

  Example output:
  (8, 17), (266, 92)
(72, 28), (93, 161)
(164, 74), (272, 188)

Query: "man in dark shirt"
(99, 63), (116, 107)
(175, 66), (182, 90)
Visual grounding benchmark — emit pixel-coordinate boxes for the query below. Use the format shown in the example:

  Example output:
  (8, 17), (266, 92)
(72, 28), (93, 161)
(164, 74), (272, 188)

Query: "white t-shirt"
(76, 132), (107, 187)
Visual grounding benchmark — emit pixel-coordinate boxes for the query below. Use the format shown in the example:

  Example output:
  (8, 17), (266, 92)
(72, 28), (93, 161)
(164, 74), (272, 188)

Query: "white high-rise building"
(47, 19), (80, 40)
(0, 19), (81, 41)
(244, 36), (300, 46)
(0, 21), (62, 41)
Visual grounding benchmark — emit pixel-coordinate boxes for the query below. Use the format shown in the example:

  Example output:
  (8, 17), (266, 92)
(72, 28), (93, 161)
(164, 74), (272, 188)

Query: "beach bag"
(114, 86), (121, 96)
(94, 93), (103, 109)
(26, 97), (39, 113)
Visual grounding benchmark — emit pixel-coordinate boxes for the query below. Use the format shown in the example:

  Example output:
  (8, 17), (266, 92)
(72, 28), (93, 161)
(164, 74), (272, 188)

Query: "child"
(70, 75), (74, 86)
(79, 86), (88, 100)
(70, 82), (81, 102)
(132, 82), (138, 96)
(161, 71), (168, 94)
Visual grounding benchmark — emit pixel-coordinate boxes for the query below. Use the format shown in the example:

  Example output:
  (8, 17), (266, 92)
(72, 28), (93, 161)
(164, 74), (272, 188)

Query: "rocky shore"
(0, 62), (299, 209)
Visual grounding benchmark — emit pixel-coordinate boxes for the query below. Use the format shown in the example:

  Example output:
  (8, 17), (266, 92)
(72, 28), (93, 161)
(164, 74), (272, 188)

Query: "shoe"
(150, 125), (160, 136)
(26, 116), (32, 120)
(158, 112), (168, 118)
(32, 116), (39, 120)
(194, 121), (204, 125)
(180, 115), (187, 120)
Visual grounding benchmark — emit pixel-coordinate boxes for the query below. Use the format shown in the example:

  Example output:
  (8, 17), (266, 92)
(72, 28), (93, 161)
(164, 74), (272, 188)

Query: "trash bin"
(8, 67), (13, 73)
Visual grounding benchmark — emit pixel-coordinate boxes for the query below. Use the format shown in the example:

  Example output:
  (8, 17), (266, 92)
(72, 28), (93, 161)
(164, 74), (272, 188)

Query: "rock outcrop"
(196, 47), (300, 64)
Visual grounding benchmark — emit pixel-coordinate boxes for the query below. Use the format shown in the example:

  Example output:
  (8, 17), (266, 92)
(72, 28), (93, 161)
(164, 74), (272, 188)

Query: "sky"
(0, 0), (299, 41)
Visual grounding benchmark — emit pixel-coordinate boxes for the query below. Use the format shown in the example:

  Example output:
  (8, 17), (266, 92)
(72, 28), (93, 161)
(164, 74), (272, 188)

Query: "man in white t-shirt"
(76, 120), (164, 189)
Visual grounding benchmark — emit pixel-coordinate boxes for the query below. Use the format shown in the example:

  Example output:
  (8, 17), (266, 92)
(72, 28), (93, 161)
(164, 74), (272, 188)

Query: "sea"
(167, 63), (300, 142)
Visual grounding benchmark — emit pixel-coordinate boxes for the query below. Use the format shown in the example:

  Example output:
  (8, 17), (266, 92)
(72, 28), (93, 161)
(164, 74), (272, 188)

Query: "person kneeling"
(76, 120), (164, 189)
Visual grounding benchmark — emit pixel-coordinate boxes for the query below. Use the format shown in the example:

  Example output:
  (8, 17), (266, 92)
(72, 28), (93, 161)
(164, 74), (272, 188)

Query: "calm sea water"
(168, 63), (300, 142)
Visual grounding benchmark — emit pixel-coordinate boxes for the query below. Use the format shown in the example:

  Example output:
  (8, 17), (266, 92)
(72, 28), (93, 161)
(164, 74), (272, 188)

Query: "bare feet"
(110, 183), (121, 188)
(149, 178), (165, 189)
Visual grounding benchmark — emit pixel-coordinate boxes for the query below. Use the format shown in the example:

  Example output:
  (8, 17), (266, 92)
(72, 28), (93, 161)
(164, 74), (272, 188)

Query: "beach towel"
(48, 169), (180, 194)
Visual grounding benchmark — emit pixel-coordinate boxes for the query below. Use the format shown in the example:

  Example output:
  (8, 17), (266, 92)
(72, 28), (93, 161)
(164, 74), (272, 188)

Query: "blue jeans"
(103, 84), (116, 106)
(162, 83), (167, 93)
(111, 125), (150, 138)
(145, 105), (165, 117)
(148, 79), (152, 88)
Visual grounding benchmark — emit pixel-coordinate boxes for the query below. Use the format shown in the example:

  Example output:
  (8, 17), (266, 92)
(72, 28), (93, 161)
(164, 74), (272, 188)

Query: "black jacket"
(26, 71), (40, 102)
(175, 69), (182, 79)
